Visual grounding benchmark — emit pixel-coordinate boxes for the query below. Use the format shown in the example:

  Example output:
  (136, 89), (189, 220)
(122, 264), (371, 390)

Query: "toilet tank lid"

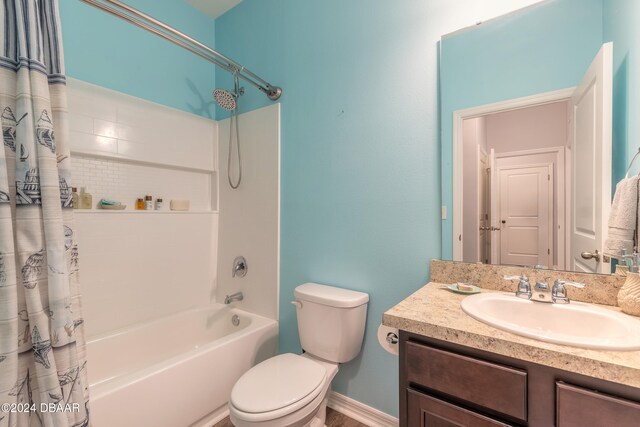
(294, 283), (369, 308)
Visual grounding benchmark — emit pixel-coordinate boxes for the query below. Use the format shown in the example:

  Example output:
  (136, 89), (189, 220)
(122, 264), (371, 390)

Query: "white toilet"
(229, 283), (369, 427)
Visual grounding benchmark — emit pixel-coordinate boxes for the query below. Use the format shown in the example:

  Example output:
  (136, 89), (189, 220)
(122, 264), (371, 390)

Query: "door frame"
(478, 148), (489, 263)
(496, 162), (554, 267)
(452, 87), (574, 261)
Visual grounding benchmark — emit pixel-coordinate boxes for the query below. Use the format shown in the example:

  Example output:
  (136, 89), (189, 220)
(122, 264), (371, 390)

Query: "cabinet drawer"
(406, 341), (527, 422)
(557, 382), (640, 427)
(408, 390), (514, 427)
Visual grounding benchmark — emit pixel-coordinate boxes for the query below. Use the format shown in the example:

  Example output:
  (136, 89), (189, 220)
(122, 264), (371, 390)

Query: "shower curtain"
(0, 1), (90, 426)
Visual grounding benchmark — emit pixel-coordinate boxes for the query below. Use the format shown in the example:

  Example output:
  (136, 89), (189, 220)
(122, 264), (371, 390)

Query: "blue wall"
(440, 0), (604, 258)
(216, 0), (446, 416)
(59, 0), (217, 118)
(604, 0), (640, 186)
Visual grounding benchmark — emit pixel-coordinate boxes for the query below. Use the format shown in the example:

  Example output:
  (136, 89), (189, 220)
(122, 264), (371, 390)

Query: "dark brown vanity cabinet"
(399, 332), (640, 427)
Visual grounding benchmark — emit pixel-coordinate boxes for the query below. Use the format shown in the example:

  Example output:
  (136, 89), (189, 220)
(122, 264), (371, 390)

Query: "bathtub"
(86, 305), (278, 427)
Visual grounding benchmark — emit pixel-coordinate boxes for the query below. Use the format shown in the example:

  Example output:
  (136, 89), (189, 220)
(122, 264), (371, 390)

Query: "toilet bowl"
(229, 283), (369, 427)
(229, 353), (338, 427)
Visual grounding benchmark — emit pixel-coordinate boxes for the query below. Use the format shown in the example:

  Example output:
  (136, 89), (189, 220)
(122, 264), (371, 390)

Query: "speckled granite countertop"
(383, 283), (640, 389)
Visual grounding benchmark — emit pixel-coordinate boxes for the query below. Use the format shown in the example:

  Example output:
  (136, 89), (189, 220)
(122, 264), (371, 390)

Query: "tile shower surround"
(67, 78), (217, 211)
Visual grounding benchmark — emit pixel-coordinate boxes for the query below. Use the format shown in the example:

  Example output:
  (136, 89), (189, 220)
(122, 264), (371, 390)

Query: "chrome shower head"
(213, 73), (244, 111)
(213, 88), (237, 110)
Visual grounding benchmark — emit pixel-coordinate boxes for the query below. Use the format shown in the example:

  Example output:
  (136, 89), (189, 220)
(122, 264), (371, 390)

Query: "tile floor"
(213, 408), (368, 427)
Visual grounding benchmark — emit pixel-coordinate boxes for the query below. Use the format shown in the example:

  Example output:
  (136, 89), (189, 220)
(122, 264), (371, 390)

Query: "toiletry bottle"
(80, 187), (93, 209)
(155, 198), (163, 210)
(136, 198), (145, 210)
(72, 187), (79, 209)
(144, 195), (153, 210)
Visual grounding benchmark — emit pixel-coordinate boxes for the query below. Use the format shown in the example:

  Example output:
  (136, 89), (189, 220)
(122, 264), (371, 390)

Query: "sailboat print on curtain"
(2, 106), (17, 152)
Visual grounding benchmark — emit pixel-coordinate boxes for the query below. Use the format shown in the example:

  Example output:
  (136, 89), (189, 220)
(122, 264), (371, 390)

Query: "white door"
(489, 149), (499, 263)
(570, 43), (613, 273)
(478, 150), (489, 263)
(499, 165), (553, 267)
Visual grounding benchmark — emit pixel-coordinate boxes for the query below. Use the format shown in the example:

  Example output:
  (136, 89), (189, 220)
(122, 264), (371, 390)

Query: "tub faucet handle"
(232, 256), (247, 278)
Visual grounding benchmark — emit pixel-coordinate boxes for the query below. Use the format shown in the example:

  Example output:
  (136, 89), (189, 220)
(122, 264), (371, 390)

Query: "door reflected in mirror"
(463, 101), (570, 269)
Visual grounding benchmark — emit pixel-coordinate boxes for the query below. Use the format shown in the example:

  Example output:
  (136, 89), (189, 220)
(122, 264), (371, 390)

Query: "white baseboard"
(328, 392), (398, 427)
(189, 405), (229, 427)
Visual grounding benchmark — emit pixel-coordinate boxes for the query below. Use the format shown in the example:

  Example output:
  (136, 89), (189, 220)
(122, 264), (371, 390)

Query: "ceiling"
(184, 0), (242, 19)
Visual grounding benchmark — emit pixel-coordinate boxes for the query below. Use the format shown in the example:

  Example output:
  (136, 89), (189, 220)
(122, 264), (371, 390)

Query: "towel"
(605, 176), (640, 254)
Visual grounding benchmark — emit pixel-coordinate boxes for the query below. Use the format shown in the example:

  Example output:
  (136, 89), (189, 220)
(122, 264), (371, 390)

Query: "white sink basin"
(460, 293), (640, 351)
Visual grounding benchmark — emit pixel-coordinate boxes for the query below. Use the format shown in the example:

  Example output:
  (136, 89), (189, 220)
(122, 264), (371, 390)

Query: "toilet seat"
(230, 353), (326, 421)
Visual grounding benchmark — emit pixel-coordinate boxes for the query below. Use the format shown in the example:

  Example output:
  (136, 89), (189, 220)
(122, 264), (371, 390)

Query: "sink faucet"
(551, 279), (585, 304)
(532, 278), (552, 303)
(505, 275), (585, 304)
(224, 291), (244, 304)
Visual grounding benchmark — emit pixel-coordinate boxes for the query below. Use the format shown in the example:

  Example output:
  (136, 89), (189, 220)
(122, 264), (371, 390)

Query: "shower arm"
(78, 0), (282, 100)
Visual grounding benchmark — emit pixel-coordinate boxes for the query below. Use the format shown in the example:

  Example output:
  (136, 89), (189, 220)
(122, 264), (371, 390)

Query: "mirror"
(440, 0), (637, 274)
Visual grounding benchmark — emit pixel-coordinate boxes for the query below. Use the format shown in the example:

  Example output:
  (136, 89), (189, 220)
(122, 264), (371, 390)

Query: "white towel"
(605, 176), (639, 254)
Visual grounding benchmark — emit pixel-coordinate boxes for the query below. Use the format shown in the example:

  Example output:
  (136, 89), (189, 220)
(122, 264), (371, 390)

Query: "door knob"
(581, 250), (601, 262)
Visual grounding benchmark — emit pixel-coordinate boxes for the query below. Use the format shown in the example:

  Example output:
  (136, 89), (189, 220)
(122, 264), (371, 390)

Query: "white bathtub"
(87, 305), (278, 427)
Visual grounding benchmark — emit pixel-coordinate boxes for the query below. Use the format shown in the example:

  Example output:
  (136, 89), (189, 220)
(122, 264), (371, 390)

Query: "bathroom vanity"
(384, 272), (640, 426)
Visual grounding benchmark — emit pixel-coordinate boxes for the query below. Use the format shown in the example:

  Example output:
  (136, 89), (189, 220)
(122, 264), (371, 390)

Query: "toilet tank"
(294, 283), (369, 363)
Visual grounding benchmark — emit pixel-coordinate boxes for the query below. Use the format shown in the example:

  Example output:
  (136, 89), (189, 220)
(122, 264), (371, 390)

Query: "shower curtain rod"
(78, 0), (282, 100)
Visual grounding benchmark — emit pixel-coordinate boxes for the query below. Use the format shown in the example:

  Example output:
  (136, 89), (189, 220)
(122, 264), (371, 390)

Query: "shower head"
(213, 88), (237, 110)
(213, 73), (244, 111)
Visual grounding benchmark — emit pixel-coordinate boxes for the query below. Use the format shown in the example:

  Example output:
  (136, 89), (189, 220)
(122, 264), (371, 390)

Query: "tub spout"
(224, 292), (244, 304)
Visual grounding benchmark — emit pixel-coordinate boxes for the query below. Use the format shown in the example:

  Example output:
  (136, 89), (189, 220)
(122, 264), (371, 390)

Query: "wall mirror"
(439, 0), (637, 275)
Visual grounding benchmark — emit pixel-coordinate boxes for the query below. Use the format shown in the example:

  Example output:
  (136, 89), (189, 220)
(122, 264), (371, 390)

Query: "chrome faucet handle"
(504, 275), (532, 299)
(232, 256), (247, 278)
(552, 279), (585, 304)
(552, 282), (569, 304)
(553, 279), (585, 289)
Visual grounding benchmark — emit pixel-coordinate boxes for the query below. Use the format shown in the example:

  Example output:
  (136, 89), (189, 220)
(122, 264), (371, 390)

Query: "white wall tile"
(93, 119), (119, 139)
(67, 78), (217, 172)
(69, 131), (118, 155)
(68, 112), (93, 134)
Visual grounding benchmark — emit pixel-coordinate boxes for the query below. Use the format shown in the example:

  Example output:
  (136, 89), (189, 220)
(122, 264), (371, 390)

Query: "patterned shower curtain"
(0, 1), (90, 426)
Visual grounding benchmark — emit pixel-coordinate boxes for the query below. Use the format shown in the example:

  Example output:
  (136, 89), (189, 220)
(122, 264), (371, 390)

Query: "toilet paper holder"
(386, 332), (399, 345)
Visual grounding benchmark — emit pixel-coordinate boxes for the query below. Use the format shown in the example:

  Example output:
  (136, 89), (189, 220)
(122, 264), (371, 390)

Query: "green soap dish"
(441, 283), (481, 295)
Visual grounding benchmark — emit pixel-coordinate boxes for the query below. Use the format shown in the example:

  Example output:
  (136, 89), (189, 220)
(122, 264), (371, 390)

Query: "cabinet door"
(557, 382), (640, 427)
(406, 341), (527, 422)
(408, 390), (513, 427)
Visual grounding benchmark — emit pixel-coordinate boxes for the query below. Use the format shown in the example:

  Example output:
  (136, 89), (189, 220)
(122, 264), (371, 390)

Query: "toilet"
(229, 283), (369, 427)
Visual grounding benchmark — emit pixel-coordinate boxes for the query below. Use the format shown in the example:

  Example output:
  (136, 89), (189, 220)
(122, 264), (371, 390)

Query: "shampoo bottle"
(80, 187), (93, 209)
(72, 187), (79, 209)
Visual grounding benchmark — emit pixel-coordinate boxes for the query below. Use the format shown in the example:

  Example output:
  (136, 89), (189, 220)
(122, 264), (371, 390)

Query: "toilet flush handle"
(290, 300), (303, 309)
